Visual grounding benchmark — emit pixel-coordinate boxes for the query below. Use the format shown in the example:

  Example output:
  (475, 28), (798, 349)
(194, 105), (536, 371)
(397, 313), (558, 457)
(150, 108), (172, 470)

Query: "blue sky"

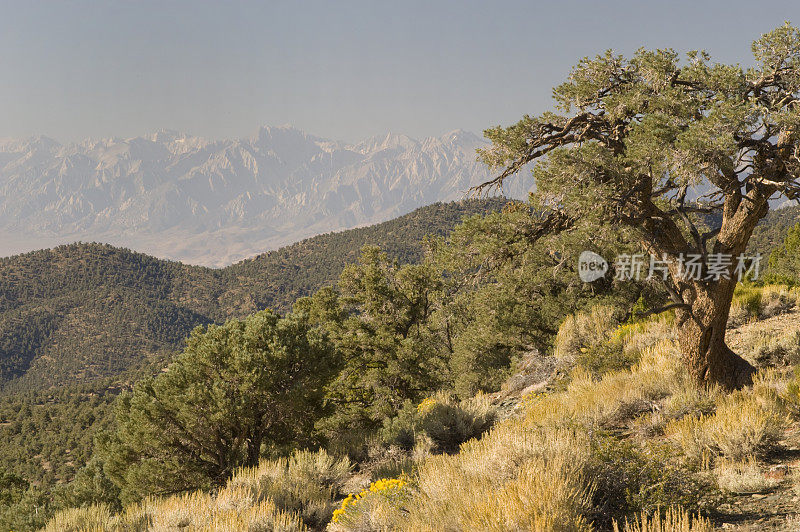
(1, 0), (799, 143)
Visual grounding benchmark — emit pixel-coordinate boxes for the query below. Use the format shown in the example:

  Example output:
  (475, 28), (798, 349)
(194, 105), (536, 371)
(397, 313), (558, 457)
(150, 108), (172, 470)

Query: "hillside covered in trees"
(0, 198), (508, 392)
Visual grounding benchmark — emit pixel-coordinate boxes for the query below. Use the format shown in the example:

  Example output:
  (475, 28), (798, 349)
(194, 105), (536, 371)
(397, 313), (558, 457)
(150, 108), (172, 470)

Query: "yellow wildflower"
(417, 397), (436, 414)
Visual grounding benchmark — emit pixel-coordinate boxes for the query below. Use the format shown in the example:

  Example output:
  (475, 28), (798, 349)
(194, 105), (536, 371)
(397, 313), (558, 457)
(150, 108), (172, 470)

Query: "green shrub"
(587, 436), (712, 528)
(577, 336), (640, 377)
(382, 392), (497, 454)
(733, 286), (763, 318)
(765, 223), (800, 285)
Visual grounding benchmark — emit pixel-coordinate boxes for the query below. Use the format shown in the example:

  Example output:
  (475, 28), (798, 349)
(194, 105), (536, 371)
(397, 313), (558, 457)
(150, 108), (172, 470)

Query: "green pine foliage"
(765, 222), (800, 285)
(99, 310), (337, 505)
(429, 202), (649, 397)
(748, 204), (800, 258)
(301, 246), (448, 446)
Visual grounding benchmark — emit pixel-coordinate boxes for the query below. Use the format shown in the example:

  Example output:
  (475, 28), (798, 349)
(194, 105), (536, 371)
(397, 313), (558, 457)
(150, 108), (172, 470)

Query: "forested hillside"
(749, 204), (800, 257)
(0, 198), (508, 392)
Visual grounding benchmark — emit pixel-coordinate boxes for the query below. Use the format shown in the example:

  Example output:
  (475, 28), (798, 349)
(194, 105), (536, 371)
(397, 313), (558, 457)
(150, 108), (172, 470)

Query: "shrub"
(122, 491), (308, 531)
(369, 455), (417, 483)
(732, 286), (763, 319)
(577, 337), (640, 377)
(728, 284), (799, 328)
(557, 310), (677, 378)
(526, 340), (682, 428)
(751, 330), (800, 367)
(44, 492), (310, 531)
(727, 300), (751, 329)
(43, 504), (113, 532)
(382, 392), (497, 454)
(783, 367), (800, 417)
(705, 389), (784, 460)
(329, 477), (411, 531)
(587, 436), (711, 528)
(667, 382), (785, 463)
(667, 414), (710, 465)
(101, 310), (337, 504)
(759, 285), (797, 318)
(399, 423), (594, 531)
(554, 305), (622, 364)
(225, 449), (351, 527)
(613, 507), (713, 532)
(662, 380), (720, 421)
(714, 456), (778, 494)
(450, 456), (592, 531)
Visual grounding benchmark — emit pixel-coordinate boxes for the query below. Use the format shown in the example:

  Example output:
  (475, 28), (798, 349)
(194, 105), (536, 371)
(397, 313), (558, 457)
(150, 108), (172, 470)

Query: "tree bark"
(675, 277), (755, 390)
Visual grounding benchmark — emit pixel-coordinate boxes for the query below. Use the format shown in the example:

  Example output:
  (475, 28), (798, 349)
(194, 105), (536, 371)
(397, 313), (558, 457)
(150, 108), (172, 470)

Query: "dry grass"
(125, 492), (308, 531)
(613, 507), (713, 532)
(44, 493), (308, 531)
(42, 504), (113, 532)
(714, 456), (779, 494)
(729, 285), (800, 328)
(554, 304), (621, 363)
(667, 371), (786, 462)
(527, 338), (684, 427)
(222, 448), (351, 526)
(753, 330), (800, 367)
(400, 424), (594, 531)
(43, 449), (349, 531)
(760, 285), (800, 318)
(554, 306), (675, 377)
(414, 391), (497, 454)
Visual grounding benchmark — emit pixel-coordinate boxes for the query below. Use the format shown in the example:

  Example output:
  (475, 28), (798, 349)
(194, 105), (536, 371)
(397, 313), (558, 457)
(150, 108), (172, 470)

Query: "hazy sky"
(1, 1), (799, 143)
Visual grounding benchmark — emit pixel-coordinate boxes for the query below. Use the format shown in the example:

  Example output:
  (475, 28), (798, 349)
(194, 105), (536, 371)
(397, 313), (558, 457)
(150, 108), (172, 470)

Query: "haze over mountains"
(0, 125), (532, 266)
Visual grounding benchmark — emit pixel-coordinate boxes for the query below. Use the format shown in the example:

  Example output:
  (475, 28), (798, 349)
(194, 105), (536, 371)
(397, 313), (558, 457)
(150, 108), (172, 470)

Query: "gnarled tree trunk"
(643, 188), (769, 391)
(675, 277), (755, 391)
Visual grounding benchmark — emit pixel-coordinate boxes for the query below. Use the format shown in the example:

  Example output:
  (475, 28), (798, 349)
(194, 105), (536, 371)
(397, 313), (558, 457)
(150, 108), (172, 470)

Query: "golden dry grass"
(667, 370), (786, 462)
(400, 424), (594, 531)
(527, 338), (684, 427)
(612, 507), (713, 532)
(554, 304), (621, 363)
(714, 456), (778, 494)
(43, 449), (350, 531)
(42, 504), (113, 532)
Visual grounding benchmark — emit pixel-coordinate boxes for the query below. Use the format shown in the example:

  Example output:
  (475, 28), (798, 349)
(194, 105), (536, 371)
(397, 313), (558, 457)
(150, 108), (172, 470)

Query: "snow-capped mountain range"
(0, 125), (532, 266)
